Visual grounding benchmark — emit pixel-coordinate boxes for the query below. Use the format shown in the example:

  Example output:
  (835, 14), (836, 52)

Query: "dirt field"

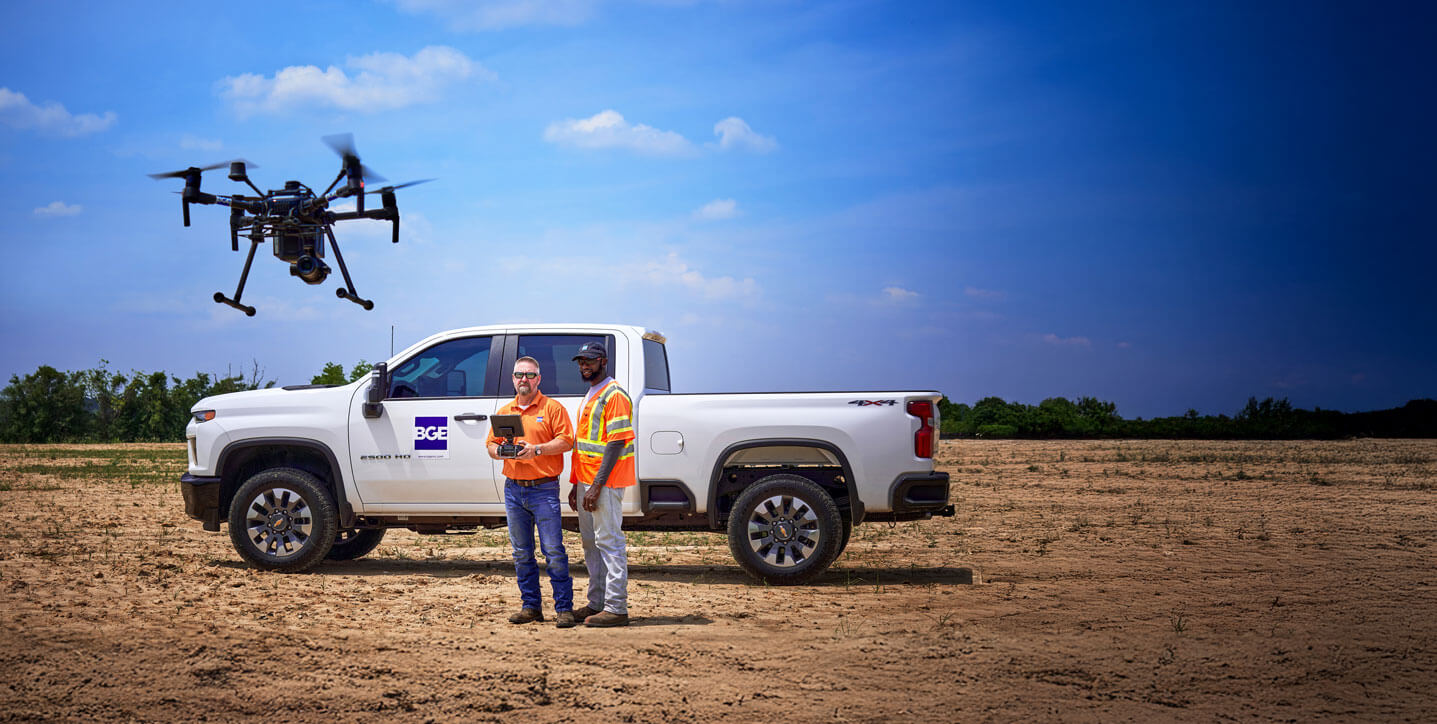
(1, 439), (1434, 722)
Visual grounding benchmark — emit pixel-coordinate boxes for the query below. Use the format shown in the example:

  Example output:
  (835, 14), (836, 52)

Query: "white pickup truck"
(181, 324), (952, 584)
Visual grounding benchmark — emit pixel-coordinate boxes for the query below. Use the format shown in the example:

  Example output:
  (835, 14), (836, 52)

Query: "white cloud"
(629, 251), (759, 300)
(964, 286), (1005, 301)
(1042, 333), (1092, 348)
(693, 198), (738, 221)
(712, 117), (777, 153)
(34, 201), (82, 217)
(0, 88), (115, 136)
(390, 0), (597, 30)
(180, 134), (223, 151)
(821, 285), (924, 310)
(881, 286), (919, 302)
(491, 247), (760, 304)
(219, 46), (488, 117)
(544, 110), (695, 156)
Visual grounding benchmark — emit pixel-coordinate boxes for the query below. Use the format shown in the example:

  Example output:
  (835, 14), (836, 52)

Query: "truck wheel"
(727, 474), (843, 585)
(327, 528), (386, 561)
(227, 467), (337, 572)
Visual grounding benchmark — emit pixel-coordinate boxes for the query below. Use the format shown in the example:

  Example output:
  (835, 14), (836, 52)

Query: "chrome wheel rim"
(245, 487), (313, 559)
(746, 494), (820, 568)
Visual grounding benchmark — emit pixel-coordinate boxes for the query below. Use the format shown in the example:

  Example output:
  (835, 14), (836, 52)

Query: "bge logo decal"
(414, 425), (448, 441)
(414, 416), (449, 452)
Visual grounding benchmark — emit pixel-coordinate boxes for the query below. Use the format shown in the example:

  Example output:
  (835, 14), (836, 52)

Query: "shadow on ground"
(210, 558), (979, 586)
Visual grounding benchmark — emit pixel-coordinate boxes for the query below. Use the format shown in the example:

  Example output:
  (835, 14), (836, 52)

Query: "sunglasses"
(512, 372), (539, 379)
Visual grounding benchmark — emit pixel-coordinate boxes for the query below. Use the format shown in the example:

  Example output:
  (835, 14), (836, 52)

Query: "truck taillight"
(907, 400), (934, 458)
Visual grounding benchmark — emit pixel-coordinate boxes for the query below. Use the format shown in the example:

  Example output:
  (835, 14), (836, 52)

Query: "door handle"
(454, 413), (488, 422)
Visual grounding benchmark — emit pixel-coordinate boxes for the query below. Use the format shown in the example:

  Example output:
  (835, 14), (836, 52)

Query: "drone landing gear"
(336, 288), (374, 311)
(325, 227), (374, 310)
(214, 292), (256, 317)
(215, 237), (261, 316)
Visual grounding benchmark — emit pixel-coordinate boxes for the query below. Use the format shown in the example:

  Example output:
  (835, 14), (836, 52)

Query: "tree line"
(0, 361), (380, 444)
(938, 395), (1437, 439)
(1, 361), (1432, 442)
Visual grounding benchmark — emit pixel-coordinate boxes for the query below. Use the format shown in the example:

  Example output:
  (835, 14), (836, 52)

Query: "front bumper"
(181, 473), (222, 531)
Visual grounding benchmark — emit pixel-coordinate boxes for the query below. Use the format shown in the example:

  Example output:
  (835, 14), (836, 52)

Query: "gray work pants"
(576, 483), (628, 615)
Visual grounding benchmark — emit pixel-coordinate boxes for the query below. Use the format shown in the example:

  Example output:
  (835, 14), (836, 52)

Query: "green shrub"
(977, 423), (1018, 438)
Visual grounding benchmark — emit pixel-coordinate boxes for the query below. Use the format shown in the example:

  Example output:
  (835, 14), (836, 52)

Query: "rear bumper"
(889, 471), (951, 514)
(181, 473), (222, 532)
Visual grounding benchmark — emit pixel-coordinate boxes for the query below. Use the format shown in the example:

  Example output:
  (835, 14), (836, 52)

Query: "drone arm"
(180, 189), (218, 227)
(320, 168), (347, 198)
(328, 207), (394, 222)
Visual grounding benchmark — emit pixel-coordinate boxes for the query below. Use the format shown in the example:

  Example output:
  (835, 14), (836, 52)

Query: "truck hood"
(193, 381), (365, 418)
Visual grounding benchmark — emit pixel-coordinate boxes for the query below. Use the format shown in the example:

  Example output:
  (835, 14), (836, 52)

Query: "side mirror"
(363, 362), (388, 419)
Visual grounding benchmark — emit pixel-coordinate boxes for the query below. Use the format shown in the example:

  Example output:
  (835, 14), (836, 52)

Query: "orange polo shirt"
(486, 392), (574, 480)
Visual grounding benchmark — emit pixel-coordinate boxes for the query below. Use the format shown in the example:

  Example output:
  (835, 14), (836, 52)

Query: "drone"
(149, 134), (430, 316)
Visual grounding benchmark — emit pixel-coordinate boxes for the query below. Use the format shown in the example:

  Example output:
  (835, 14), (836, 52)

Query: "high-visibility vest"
(570, 379), (636, 487)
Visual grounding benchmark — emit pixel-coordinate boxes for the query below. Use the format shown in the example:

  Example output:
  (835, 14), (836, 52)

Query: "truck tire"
(228, 467), (337, 572)
(835, 519), (852, 560)
(327, 528), (386, 561)
(727, 474), (843, 585)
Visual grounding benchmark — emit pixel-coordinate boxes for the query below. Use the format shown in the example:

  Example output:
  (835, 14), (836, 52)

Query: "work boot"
(555, 611), (577, 629)
(584, 611), (629, 628)
(572, 605), (602, 620)
(508, 607), (544, 624)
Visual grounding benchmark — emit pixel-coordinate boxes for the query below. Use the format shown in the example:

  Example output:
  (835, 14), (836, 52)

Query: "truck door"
(348, 334), (503, 508)
(507, 331), (639, 515)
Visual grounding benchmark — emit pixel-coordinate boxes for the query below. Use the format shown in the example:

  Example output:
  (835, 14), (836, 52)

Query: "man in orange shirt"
(486, 356), (577, 628)
(566, 342), (636, 627)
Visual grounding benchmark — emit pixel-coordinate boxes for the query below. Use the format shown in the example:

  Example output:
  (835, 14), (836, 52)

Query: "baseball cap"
(572, 342), (608, 360)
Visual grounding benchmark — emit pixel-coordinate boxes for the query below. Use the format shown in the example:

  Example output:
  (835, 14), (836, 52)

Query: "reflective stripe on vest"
(585, 382), (622, 441)
(576, 381), (634, 459)
(575, 440), (637, 457)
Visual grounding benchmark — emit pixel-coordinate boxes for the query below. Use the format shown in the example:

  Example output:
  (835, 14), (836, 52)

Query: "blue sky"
(1, 0), (1432, 418)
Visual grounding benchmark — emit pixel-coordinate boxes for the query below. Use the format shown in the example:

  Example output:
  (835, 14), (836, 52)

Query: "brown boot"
(584, 610), (629, 627)
(508, 607), (543, 624)
(555, 611), (577, 629)
(572, 605), (602, 620)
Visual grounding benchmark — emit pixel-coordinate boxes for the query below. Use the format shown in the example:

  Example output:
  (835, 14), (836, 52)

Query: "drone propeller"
(323, 133), (389, 212)
(366, 179), (434, 194)
(147, 161), (225, 180)
(321, 133), (386, 183)
(147, 159), (256, 180)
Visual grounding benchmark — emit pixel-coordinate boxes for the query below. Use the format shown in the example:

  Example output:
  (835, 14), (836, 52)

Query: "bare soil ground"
(1, 439), (1434, 722)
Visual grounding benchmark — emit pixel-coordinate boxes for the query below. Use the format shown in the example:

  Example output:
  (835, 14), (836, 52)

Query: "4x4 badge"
(849, 399), (897, 406)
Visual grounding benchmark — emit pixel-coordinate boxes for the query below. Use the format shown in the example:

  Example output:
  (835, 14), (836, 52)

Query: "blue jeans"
(504, 479), (572, 612)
